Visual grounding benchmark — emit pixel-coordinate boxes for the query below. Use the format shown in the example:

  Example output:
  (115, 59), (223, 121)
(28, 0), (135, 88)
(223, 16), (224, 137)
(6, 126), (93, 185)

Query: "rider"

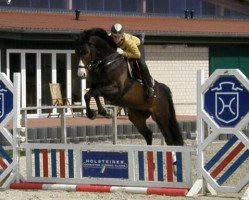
(110, 23), (155, 98)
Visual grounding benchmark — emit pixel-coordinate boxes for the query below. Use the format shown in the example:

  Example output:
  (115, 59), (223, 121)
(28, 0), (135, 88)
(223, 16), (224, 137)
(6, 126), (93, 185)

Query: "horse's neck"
(98, 44), (116, 58)
(102, 52), (119, 61)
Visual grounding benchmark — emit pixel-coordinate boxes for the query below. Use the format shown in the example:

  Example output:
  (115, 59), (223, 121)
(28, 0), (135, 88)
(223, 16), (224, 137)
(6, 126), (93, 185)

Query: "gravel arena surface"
(1, 138), (248, 200)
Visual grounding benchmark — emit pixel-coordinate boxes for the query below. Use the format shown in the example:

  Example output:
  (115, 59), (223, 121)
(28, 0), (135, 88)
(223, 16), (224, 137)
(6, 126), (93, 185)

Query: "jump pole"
(10, 182), (188, 196)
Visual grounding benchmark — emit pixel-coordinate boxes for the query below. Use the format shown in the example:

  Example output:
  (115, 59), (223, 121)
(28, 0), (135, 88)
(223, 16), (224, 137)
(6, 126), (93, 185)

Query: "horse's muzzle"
(77, 67), (87, 78)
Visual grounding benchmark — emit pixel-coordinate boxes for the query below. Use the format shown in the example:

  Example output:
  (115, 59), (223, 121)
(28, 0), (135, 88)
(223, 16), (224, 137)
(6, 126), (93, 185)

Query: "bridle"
(79, 42), (122, 72)
(77, 42), (96, 70)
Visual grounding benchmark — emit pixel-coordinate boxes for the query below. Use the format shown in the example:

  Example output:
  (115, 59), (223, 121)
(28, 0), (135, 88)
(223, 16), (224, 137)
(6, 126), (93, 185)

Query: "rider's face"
(112, 34), (122, 45)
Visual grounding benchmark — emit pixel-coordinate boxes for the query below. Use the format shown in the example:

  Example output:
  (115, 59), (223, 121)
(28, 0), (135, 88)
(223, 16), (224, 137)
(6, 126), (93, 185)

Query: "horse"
(75, 28), (184, 146)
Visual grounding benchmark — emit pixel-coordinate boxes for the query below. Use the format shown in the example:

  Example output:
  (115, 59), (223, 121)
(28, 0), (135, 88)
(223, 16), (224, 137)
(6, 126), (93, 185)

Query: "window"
(86, 0), (104, 11)
(11, 0), (30, 7)
(56, 54), (67, 98)
(147, 0), (169, 14)
(73, 0), (86, 10)
(50, 0), (69, 9)
(31, 0), (49, 9)
(41, 54), (52, 113)
(170, 0), (185, 15)
(25, 53), (37, 111)
(223, 8), (231, 17)
(121, 0), (139, 12)
(202, 1), (216, 16)
(9, 53), (21, 82)
(186, 0), (201, 16)
(104, 0), (120, 12)
(71, 54), (81, 103)
(146, 0), (153, 13)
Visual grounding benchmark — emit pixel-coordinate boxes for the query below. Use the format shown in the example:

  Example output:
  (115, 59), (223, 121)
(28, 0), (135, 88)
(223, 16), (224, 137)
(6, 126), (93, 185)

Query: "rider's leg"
(138, 61), (155, 98)
(137, 45), (155, 98)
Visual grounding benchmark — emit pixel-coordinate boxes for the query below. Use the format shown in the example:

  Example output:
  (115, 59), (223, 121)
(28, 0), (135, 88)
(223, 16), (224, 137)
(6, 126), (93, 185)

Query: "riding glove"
(117, 48), (124, 54)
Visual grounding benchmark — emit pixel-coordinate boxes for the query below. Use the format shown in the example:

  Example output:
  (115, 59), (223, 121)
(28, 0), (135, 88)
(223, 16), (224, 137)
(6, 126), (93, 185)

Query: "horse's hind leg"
(153, 112), (179, 175)
(128, 109), (152, 145)
(152, 107), (183, 146)
(154, 83), (184, 146)
(153, 113), (174, 145)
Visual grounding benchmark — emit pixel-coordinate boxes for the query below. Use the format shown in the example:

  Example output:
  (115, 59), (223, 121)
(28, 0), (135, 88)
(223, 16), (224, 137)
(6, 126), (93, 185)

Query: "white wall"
(145, 45), (209, 116)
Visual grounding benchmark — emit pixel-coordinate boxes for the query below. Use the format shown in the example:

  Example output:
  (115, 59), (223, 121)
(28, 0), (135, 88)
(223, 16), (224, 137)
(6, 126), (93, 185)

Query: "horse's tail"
(159, 82), (184, 146)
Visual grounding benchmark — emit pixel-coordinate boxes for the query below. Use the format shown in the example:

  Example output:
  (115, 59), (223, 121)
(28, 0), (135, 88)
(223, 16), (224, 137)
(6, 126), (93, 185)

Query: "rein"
(88, 53), (122, 71)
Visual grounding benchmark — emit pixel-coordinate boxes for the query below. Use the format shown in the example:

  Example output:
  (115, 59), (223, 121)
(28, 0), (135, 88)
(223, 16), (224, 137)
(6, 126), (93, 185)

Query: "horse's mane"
(79, 28), (116, 49)
(91, 36), (117, 57)
(78, 28), (117, 58)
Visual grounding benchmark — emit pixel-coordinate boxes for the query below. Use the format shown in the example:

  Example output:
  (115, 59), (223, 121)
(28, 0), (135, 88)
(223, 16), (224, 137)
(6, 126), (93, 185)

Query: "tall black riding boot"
(140, 64), (156, 98)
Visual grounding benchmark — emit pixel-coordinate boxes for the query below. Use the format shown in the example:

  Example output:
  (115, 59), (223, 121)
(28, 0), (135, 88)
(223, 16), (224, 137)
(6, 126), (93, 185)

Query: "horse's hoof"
(86, 111), (96, 120)
(99, 109), (107, 117)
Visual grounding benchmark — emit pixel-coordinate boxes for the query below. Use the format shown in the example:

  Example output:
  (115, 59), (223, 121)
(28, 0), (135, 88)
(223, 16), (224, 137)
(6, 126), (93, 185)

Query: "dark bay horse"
(75, 28), (183, 146)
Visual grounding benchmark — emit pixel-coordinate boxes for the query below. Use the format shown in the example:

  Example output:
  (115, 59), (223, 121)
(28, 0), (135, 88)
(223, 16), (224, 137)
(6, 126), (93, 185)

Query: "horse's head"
(75, 28), (117, 79)
(75, 32), (94, 79)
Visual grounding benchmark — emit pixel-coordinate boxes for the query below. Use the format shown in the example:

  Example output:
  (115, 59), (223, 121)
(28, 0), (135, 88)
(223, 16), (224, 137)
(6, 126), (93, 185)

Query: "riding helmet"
(111, 23), (124, 36)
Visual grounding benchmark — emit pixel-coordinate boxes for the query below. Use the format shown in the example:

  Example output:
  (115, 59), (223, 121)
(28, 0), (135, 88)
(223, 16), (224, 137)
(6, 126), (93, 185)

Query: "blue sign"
(204, 76), (249, 127)
(82, 151), (128, 179)
(0, 80), (13, 124)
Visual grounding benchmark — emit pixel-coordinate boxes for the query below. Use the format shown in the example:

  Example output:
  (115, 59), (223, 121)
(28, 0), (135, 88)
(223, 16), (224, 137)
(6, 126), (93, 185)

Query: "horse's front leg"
(84, 90), (96, 120)
(94, 96), (107, 117)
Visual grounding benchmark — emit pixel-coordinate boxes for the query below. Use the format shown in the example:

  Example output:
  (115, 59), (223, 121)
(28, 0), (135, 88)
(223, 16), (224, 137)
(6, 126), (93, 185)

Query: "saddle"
(127, 59), (143, 84)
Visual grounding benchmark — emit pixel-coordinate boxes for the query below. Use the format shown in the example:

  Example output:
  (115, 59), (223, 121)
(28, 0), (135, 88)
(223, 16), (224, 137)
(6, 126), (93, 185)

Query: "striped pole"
(10, 182), (188, 196)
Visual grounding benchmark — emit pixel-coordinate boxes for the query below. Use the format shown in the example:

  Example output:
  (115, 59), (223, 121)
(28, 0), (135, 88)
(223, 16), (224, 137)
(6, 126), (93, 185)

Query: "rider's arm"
(120, 34), (141, 59)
